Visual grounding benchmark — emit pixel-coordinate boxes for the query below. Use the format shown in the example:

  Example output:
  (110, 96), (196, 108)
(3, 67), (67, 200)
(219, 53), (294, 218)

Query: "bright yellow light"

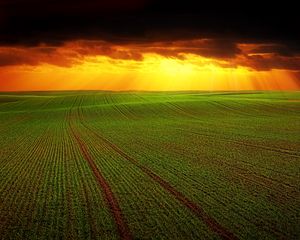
(0, 53), (299, 91)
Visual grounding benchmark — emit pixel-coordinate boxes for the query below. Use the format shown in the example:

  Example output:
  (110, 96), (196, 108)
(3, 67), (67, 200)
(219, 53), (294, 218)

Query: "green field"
(0, 91), (299, 239)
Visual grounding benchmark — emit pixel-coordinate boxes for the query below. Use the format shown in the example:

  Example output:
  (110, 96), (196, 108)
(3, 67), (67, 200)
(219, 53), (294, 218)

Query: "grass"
(0, 91), (299, 239)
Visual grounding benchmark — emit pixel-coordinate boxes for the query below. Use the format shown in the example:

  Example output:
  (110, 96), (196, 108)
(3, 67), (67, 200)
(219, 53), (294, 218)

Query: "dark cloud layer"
(1, 39), (300, 71)
(0, 39), (240, 67)
(0, 0), (299, 46)
(0, 0), (299, 72)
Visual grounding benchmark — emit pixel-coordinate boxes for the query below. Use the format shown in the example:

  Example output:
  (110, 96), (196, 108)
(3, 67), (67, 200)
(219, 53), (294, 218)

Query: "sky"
(0, 0), (299, 91)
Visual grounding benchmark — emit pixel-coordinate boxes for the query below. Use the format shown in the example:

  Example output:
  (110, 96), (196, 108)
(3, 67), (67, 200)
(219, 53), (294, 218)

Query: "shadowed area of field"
(0, 91), (299, 239)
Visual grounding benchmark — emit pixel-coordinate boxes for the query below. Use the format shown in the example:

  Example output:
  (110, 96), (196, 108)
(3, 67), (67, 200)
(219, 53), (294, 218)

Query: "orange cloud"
(0, 40), (299, 91)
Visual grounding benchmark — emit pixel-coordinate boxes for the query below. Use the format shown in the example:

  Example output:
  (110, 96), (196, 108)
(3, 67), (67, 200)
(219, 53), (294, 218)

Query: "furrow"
(68, 117), (132, 240)
(80, 119), (238, 240)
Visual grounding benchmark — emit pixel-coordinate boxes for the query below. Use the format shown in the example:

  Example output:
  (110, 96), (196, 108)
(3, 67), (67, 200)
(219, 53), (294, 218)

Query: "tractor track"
(77, 111), (238, 240)
(68, 109), (132, 240)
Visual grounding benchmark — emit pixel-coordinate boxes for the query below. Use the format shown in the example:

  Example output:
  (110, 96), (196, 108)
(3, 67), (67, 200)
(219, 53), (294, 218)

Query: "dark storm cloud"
(132, 39), (241, 59)
(0, 0), (299, 71)
(0, 0), (299, 46)
(248, 44), (300, 57)
(240, 55), (300, 71)
(0, 46), (80, 67)
(0, 39), (241, 67)
(0, 48), (38, 66)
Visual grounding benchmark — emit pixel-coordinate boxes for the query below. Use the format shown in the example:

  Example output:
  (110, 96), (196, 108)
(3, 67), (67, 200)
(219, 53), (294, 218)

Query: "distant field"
(0, 91), (299, 239)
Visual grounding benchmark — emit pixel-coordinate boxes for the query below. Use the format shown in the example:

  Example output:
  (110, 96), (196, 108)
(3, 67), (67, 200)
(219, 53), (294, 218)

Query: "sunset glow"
(1, 0), (299, 92)
(0, 43), (299, 91)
